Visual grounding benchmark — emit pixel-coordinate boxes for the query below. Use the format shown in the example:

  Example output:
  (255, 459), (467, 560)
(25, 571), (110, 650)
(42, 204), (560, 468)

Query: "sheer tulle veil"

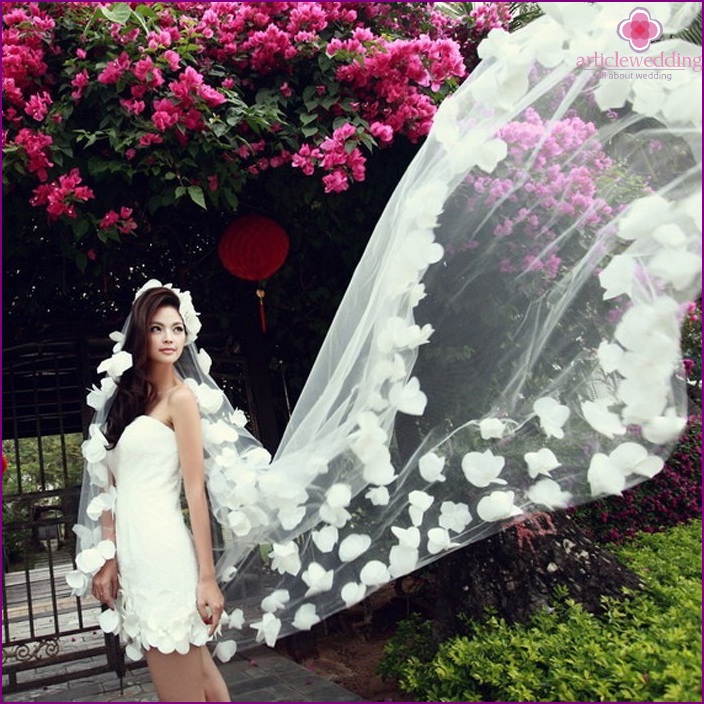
(70, 2), (702, 660)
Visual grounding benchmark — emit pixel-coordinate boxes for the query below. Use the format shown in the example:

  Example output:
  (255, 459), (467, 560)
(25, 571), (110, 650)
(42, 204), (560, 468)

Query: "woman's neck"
(148, 362), (179, 396)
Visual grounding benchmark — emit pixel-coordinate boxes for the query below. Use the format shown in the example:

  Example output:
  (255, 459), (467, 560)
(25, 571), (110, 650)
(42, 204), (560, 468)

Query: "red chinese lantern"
(218, 214), (290, 332)
(2, 453), (8, 477)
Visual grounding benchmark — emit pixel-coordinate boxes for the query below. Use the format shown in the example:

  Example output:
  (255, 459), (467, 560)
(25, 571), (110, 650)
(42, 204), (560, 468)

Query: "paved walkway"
(2, 646), (363, 702)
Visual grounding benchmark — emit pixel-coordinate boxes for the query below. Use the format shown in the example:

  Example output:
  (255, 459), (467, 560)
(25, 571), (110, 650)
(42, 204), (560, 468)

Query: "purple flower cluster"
(455, 108), (617, 296)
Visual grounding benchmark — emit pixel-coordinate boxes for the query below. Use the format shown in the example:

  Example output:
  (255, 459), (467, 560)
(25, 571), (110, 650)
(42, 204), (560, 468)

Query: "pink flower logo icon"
(617, 7), (663, 53)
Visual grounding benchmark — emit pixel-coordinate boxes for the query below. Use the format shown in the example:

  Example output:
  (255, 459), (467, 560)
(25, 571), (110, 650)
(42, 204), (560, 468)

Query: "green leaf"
(72, 218), (90, 240)
(99, 3), (132, 25)
(301, 125), (319, 138)
(300, 112), (318, 125)
(75, 251), (88, 272)
(187, 185), (206, 209)
(222, 189), (239, 211)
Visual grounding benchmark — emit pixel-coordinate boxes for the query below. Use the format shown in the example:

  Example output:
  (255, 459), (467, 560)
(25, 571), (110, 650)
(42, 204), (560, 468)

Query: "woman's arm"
(170, 386), (224, 636)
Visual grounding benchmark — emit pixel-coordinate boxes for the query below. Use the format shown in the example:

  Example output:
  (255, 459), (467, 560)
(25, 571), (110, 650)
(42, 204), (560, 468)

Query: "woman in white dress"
(90, 286), (230, 702)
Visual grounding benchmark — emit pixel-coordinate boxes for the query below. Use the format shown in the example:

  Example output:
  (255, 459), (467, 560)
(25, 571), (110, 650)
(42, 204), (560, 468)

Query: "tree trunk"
(432, 510), (644, 643)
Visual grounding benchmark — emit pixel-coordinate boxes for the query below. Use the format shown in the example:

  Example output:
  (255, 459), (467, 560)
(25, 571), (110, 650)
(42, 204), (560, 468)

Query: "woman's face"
(148, 305), (186, 365)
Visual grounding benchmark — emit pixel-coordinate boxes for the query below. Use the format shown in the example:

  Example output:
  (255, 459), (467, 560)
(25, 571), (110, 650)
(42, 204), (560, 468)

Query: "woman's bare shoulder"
(167, 381), (198, 411)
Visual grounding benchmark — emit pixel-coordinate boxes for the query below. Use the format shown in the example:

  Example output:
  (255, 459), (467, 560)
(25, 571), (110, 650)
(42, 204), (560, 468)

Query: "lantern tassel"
(256, 288), (267, 333)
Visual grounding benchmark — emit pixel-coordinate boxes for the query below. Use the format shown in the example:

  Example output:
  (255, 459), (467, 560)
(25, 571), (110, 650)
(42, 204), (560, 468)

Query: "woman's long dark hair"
(105, 287), (183, 448)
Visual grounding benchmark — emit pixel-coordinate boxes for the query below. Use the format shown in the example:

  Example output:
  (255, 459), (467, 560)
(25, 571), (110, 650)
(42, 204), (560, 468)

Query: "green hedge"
(380, 520), (702, 702)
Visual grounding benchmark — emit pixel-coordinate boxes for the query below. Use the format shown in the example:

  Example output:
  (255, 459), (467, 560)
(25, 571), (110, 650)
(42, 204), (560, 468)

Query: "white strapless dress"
(106, 415), (210, 659)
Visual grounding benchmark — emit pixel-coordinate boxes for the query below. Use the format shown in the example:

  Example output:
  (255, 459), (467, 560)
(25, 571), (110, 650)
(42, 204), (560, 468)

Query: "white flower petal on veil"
(229, 409), (248, 427)
(476, 491), (523, 522)
(388, 546), (419, 578)
(86, 377), (117, 411)
(618, 377), (669, 424)
(462, 449), (506, 488)
(311, 525), (339, 553)
(390, 525), (421, 549)
(376, 317), (433, 353)
(609, 442), (664, 479)
(349, 412), (387, 462)
(87, 460), (109, 488)
(407, 490), (434, 527)
(340, 582), (366, 608)
(196, 348), (212, 375)
(581, 400), (627, 439)
(418, 451), (446, 483)
(261, 589), (290, 613)
(524, 448), (561, 479)
(293, 604), (321, 631)
(597, 340), (624, 375)
(227, 608), (245, 630)
(371, 355), (406, 385)
(98, 608), (121, 635)
(533, 397), (570, 439)
(301, 562), (334, 597)
(598, 254), (635, 300)
(202, 418), (239, 444)
(617, 195), (674, 241)
(183, 379), (224, 414)
(270, 542), (302, 576)
(108, 330), (125, 352)
(388, 377), (427, 416)
(66, 569), (89, 595)
(278, 505), (306, 531)
(75, 547), (106, 575)
(594, 76), (633, 111)
(250, 613), (281, 648)
(479, 418), (506, 440)
(86, 488), (116, 521)
(651, 223), (688, 249)
(438, 501), (472, 534)
(526, 478), (572, 509)
(325, 483), (352, 508)
(359, 560), (390, 587)
(648, 249), (701, 292)
(338, 534), (372, 563)
(361, 447), (397, 487)
(615, 298), (679, 352)
(427, 527), (459, 555)
(214, 640), (237, 663)
(96, 539), (116, 560)
(227, 510), (252, 537)
(587, 453), (625, 497)
(365, 486), (390, 506)
(318, 503), (351, 528)
(81, 425), (108, 464)
(97, 351), (133, 380)
(642, 410), (687, 444)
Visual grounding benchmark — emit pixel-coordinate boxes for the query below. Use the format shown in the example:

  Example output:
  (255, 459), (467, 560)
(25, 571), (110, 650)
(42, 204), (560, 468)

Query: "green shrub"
(381, 521), (702, 702)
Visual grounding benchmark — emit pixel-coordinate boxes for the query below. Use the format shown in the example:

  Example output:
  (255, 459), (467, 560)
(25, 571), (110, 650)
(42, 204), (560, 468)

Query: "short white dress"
(105, 414), (210, 659)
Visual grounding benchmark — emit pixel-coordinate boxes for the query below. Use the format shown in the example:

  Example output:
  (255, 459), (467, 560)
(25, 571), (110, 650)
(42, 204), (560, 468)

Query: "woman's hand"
(92, 558), (119, 609)
(196, 576), (225, 636)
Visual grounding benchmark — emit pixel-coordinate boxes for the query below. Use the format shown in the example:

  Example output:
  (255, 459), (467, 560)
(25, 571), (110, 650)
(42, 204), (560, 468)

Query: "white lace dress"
(105, 414), (210, 660)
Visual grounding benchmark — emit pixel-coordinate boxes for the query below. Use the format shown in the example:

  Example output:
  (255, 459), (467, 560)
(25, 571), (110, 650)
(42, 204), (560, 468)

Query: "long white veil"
(70, 2), (702, 661)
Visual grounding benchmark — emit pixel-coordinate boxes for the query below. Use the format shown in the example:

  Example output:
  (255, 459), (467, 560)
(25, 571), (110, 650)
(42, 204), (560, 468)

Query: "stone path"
(2, 645), (363, 702)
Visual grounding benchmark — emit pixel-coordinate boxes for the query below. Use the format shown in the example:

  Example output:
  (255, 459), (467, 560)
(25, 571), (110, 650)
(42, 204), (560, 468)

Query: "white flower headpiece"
(133, 278), (202, 343)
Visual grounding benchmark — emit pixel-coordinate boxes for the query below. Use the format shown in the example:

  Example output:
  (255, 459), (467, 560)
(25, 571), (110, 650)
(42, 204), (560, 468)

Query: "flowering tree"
(2, 1), (491, 272)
